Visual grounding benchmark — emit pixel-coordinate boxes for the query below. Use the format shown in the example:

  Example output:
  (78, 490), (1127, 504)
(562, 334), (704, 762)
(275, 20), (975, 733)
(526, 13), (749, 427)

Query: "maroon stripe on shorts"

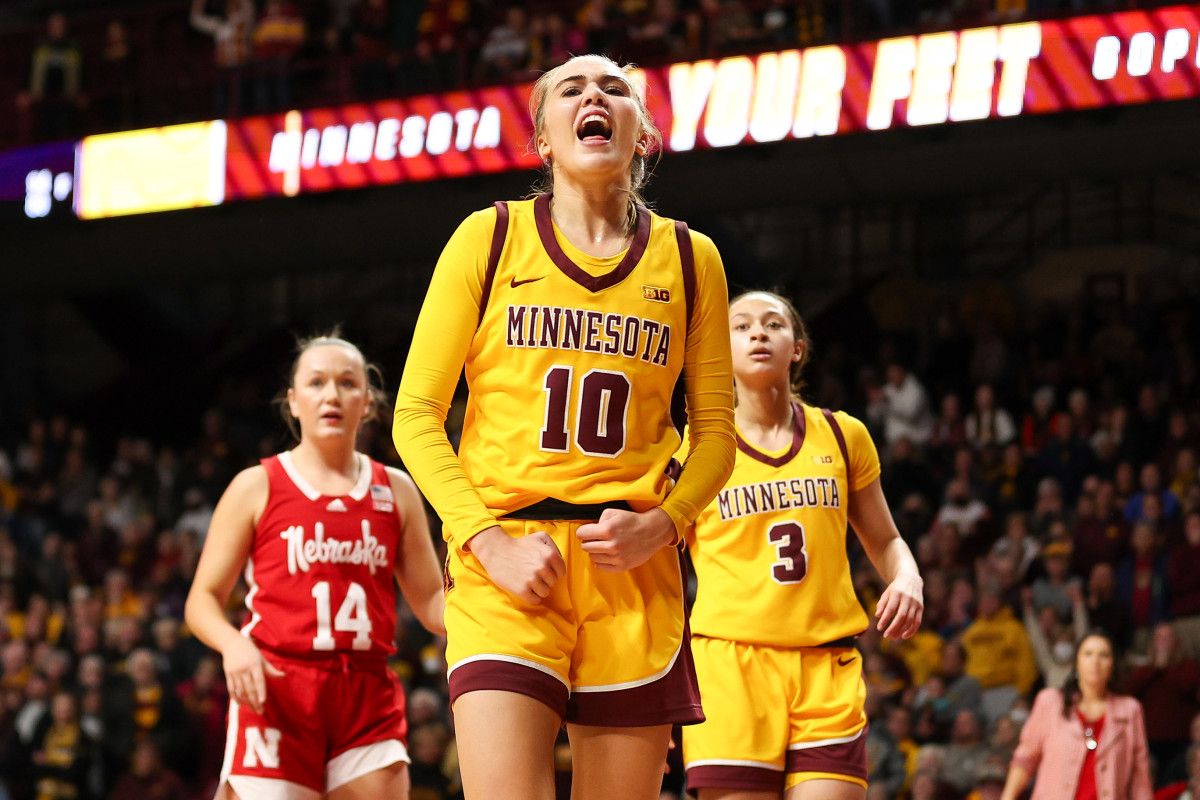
(448, 660), (568, 720)
(784, 731), (868, 780)
(567, 634), (703, 727)
(685, 764), (783, 791)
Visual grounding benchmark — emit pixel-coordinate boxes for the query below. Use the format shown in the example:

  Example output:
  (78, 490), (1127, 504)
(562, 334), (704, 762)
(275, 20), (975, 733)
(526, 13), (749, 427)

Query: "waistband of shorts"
(503, 498), (634, 521)
(693, 634), (860, 650)
(256, 644), (392, 671)
(810, 636), (858, 649)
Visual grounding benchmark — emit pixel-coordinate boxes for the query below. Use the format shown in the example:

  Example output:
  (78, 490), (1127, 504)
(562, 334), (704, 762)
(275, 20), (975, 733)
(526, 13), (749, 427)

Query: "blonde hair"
(528, 54), (663, 234)
(275, 329), (387, 442)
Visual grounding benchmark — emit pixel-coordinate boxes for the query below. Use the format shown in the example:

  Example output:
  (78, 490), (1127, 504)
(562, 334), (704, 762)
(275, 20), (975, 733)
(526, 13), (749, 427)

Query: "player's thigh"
(567, 723), (672, 800)
(326, 761), (409, 800)
(784, 777), (865, 800)
(454, 689), (561, 800)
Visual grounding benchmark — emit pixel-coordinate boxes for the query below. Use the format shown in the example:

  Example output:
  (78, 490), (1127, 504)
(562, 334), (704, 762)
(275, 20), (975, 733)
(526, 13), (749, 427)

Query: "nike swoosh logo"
(837, 655), (856, 667)
(510, 276), (545, 288)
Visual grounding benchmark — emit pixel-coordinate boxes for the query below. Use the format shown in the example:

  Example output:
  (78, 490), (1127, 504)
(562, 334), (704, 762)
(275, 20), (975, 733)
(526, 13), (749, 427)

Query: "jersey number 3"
(767, 521), (808, 584)
(541, 366), (630, 457)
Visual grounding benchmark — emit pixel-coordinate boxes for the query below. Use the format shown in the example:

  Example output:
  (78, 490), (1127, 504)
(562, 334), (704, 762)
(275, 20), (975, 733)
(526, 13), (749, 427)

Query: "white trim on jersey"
(225, 775), (320, 800)
(220, 698), (240, 783)
(786, 728), (865, 750)
(685, 758), (785, 772)
(240, 557), (262, 638)
(571, 641), (681, 692)
(326, 740), (410, 791)
(447, 653), (571, 690)
(277, 451), (371, 502)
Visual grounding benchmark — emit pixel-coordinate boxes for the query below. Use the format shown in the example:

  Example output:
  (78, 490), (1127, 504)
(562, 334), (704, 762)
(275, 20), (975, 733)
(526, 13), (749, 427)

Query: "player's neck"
(735, 384), (795, 449)
(290, 440), (360, 485)
(548, 182), (631, 258)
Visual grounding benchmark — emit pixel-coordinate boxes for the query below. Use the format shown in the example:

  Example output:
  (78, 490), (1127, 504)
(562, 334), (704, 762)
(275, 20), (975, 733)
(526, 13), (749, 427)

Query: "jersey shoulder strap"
(477, 200), (510, 324)
(821, 408), (851, 484)
(672, 219), (696, 328)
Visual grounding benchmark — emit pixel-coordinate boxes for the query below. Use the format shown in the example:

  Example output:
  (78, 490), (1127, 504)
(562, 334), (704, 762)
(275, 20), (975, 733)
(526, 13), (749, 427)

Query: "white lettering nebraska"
(280, 520), (389, 576)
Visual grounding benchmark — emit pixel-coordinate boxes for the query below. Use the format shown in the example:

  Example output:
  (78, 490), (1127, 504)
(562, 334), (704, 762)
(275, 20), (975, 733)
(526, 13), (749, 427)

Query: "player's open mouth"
(749, 347), (772, 360)
(577, 113), (613, 143)
(321, 412), (343, 421)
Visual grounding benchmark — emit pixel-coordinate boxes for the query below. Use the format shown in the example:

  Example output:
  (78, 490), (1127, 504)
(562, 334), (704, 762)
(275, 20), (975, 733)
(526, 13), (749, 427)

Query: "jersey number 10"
(540, 366), (631, 457)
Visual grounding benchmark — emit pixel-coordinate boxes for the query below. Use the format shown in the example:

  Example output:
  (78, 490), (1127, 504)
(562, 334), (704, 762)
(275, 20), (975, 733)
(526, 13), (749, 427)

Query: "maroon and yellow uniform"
(681, 404), (880, 790)
(394, 195), (734, 723)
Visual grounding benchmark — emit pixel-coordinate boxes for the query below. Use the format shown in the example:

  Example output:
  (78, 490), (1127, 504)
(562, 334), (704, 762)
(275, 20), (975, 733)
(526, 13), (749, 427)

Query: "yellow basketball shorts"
(444, 517), (703, 727)
(683, 636), (867, 792)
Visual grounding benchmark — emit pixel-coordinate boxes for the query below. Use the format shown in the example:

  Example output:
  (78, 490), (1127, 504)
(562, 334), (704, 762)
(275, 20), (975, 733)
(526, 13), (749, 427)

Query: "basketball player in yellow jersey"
(681, 292), (924, 800)
(393, 54), (735, 800)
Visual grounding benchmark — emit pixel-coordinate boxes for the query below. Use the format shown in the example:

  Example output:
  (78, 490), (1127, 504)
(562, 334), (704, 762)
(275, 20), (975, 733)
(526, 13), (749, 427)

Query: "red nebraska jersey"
(240, 452), (401, 658)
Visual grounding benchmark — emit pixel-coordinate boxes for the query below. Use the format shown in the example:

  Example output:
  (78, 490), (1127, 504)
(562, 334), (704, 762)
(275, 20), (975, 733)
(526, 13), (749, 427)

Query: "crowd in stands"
(1, 0), (1179, 147)
(0, 271), (1197, 799)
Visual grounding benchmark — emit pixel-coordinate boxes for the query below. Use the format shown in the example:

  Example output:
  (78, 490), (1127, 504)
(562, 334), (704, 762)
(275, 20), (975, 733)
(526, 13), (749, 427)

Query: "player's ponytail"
(276, 329), (388, 442)
(730, 290), (812, 400)
(529, 55), (663, 236)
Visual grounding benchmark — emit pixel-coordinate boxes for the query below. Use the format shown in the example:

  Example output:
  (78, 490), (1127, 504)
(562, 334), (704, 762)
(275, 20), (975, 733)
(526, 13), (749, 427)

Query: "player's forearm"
(999, 763), (1030, 800)
(662, 238), (735, 532)
(184, 588), (246, 655)
(866, 536), (921, 586)
(661, 418), (734, 534)
(415, 591), (446, 637)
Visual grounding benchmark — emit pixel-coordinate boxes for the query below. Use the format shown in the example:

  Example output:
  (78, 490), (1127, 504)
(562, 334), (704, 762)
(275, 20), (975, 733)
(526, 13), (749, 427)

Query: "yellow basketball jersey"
(460, 195), (695, 517)
(685, 404), (880, 647)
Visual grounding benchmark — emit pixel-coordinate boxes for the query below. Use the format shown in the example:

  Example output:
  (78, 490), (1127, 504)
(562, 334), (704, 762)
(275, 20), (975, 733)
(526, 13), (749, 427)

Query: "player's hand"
(875, 571), (923, 640)
(221, 635), (285, 714)
(576, 507), (676, 572)
(471, 525), (566, 605)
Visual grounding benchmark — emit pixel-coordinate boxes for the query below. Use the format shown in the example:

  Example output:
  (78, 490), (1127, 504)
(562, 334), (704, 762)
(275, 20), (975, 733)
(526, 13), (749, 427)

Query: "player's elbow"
(390, 393), (440, 455)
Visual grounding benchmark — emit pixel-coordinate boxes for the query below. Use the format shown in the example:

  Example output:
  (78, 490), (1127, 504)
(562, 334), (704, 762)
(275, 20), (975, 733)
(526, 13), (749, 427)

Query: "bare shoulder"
(223, 464), (269, 505)
(384, 465), (420, 498)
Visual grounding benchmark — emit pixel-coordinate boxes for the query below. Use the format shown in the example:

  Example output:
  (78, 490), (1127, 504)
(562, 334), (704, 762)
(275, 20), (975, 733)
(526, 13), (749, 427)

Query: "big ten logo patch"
(813, 455), (834, 464)
(243, 727), (282, 769)
(642, 285), (671, 303)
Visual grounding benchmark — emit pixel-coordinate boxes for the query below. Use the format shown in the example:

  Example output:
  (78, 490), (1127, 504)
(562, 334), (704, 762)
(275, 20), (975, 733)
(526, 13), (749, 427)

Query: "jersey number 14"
(311, 581), (372, 651)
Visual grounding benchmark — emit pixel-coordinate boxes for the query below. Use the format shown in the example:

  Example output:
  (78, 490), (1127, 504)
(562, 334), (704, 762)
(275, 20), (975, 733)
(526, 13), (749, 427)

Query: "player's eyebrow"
(554, 73), (632, 92)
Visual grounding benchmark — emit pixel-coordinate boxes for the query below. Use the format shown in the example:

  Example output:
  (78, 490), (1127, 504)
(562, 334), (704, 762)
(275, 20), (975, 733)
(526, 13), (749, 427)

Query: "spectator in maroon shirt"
(931, 392), (969, 461)
(1020, 385), (1059, 456)
(1168, 512), (1200, 619)
(1117, 521), (1170, 639)
(107, 739), (185, 800)
(252, 0), (306, 109)
(1072, 490), (1128, 579)
(1123, 624), (1200, 786)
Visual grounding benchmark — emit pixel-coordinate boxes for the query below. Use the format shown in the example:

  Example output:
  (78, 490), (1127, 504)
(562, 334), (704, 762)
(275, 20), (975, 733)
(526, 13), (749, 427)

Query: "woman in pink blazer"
(1000, 631), (1153, 800)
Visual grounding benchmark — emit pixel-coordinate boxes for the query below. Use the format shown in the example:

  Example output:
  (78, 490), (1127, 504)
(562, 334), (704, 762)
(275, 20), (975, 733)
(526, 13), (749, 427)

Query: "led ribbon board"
(223, 88), (540, 201)
(6, 4), (1198, 217)
(655, 4), (1200, 150)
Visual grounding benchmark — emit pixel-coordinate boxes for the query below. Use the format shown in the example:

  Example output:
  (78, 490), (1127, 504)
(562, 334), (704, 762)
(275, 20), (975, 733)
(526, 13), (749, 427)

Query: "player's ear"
(537, 134), (552, 163)
(792, 338), (804, 363)
(286, 387), (299, 420)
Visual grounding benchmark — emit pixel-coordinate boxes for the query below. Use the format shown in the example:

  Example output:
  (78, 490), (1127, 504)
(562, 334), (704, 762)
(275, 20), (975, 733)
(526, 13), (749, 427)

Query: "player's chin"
(311, 423), (354, 439)
(567, 147), (633, 176)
